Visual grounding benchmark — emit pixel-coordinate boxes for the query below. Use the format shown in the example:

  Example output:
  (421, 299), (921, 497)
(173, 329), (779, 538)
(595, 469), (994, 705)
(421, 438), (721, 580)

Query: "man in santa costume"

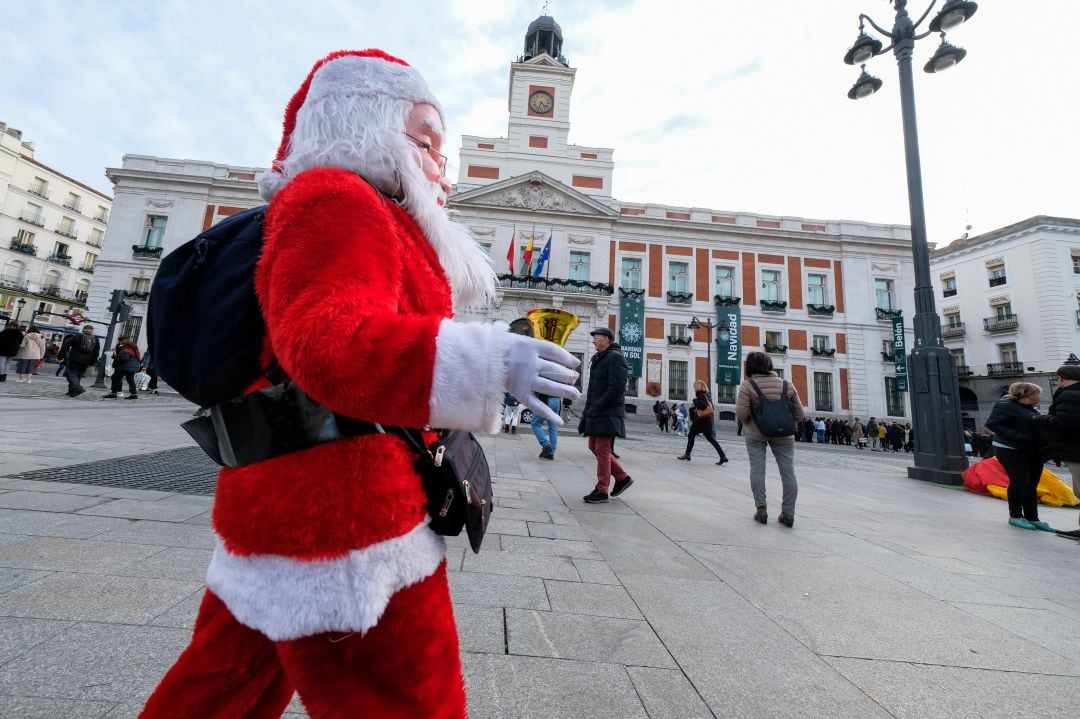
(140, 49), (580, 719)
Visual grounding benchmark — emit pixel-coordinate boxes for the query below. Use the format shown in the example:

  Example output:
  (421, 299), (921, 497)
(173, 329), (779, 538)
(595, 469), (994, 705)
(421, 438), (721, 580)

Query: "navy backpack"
(147, 206), (267, 408)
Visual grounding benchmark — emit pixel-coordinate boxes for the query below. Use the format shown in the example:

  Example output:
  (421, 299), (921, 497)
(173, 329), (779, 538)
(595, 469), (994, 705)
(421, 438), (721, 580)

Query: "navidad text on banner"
(618, 289), (645, 377)
(715, 304), (742, 386)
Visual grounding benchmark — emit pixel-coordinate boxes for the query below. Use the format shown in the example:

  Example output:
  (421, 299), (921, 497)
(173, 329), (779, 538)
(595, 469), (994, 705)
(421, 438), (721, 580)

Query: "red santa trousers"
(140, 562), (465, 719)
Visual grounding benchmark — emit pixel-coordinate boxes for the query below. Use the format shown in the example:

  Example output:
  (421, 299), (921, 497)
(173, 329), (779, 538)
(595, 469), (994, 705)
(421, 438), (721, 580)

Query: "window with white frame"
(82, 253), (97, 270)
(668, 261), (689, 293)
(29, 177), (48, 197)
(874, 278), (895, 310)
(670, 322), (688, 340)
(944, 311), (962, 328)
(88, 227), (103, 247)
(2, 260), (27, 284)
(812, 334), (829, 351)
(14, 229), (34, 247)
(22, 202), (43, 224)
(881, 338), (895, 358)
(51, 241), (70, 259)
(58, 216), (76, 237)
(569, 251), (591, 281)
(765, 330), (784, 348)
(131, 277), (151, 293)
(64, 192), (81, 212)
(626, 376), (639, 397)
(1072, 252), (1080, 274)
(949, 348), (966, 367)
(620, 257), (642, 289)
(807, 273), (827, 305)
(885, 377), (904, 416)
(814, 372), (833, 411)
(714, 266), (735, 298)
(668, 360), (688, 400)
(988, 264), (1007, 287)
(993, 301), (1013, 319)
(145, 216), (168, 248)
(94, 206), (109, 222)
(999, 342), (1018, 364)
(942, 276), (957, 297)
(42, 270), (61, 291)
(760, 269), (781, 301)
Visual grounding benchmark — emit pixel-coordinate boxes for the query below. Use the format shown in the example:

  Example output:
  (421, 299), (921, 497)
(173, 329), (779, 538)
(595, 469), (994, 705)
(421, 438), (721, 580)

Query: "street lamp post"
(15, 298), (26, 323)
(687, 315), (715, 392)
(843, 0), (976, 485)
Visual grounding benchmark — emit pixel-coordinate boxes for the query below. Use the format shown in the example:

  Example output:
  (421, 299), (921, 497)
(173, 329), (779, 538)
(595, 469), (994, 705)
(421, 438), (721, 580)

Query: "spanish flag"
(522, 234), (535, 274)
(506, 232), (515, 274)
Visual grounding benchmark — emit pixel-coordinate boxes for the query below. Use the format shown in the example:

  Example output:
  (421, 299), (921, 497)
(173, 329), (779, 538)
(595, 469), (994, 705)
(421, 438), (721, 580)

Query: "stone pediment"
(451, 171), (617, 218)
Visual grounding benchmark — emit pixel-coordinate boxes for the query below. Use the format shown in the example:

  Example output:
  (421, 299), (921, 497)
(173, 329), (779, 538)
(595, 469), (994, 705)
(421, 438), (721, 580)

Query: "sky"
(2, 0), (1077, 247)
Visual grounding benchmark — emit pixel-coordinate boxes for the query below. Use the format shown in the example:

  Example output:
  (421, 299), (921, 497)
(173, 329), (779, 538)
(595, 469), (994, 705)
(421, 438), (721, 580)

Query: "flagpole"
(546, 229), (552, 281)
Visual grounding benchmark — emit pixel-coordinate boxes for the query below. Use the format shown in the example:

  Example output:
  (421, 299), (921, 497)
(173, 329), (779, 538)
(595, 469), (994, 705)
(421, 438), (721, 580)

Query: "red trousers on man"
(588, 436), (628, 493)
(140, 563), (465, 719)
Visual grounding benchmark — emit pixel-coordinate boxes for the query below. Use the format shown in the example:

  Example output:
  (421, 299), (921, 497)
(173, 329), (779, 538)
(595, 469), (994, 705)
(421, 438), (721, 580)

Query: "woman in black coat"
(676, 380), (729, 464)
(985, 382), (1053, 532)
(0, 320), (24, 382)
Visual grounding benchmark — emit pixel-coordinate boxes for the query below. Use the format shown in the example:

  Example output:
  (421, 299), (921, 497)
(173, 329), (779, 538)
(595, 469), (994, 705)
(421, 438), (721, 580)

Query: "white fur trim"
(429, 319), (510, 433)
(307, 55), (443, 124)
(206, 521), (444, 641)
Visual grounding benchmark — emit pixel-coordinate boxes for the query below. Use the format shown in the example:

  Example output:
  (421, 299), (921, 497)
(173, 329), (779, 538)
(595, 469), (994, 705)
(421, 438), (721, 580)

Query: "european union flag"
(531, 233), (552, 277)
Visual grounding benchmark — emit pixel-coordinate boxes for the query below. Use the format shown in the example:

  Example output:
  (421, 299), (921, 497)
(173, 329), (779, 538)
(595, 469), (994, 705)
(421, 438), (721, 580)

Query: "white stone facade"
(89, 155), (263, 350)
(929, 216), (1080, 427)
(0, 122), (112, 342)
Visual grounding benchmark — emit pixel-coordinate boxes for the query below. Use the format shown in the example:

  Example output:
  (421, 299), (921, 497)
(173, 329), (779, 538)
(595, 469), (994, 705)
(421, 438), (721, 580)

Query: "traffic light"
(118, 303), (132, 322)
(109, 289), (125, 314)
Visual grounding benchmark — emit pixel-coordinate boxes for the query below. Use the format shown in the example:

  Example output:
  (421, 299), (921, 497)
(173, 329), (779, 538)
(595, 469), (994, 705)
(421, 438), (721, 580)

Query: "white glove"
(504, 333), (581, 427)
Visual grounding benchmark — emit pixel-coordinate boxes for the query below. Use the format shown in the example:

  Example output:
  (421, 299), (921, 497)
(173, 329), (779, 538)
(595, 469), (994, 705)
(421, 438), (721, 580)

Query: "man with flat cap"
(579, 327), (633, 502)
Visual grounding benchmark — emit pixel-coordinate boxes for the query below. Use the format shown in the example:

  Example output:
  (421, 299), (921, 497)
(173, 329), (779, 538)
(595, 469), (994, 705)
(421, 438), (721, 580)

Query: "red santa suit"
(141, 50), (513, 719)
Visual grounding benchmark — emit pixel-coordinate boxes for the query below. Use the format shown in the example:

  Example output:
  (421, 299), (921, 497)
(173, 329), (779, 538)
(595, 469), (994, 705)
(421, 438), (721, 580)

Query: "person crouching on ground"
(735, 351), (804, 527)
(103, 337), (141, 399)
(986, 382), (1053, 532)
(676, 380), (729, 465)
(580, 327), (633, 503)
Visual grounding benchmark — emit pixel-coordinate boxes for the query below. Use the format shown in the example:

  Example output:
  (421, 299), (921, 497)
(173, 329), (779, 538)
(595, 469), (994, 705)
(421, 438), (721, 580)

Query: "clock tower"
(456, 14), (614, 197)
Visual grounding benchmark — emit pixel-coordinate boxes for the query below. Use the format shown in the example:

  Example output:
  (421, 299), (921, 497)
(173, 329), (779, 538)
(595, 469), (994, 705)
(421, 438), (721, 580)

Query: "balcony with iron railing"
(760, 300), (787, 313)
(9, 238), (37, 256)
(74, 290), (89, 304)
(77, 264), (94, 274)
(62, 200), (82, 213)
(26, 186), (49, 200)
(666, 290), (693, 305)
(55, 225), (78, 240)
(93, 212), (109, 223)
(881, 351), (896, 363)
(956, 365), (973, 377)
(988, 275), (1007, 287)
(983, 315), (1019, 333)
(496, 274), (613, 296)
(132, 244), (164, 259)
(807, 303), (835, 317)
(713, 295), (741, 306)
(764, 343), (788, 354)
(36, 286), (86, 305)
(987, 362), (1024, 377)
(811, 347), (836, 357)
(86, 237), (102, 248)
(19, 211), (45, 227)
(124, 290), (151, 302)
(45, 254), (72, 267)
(943, 287), (957, 297)
(0, 276), (29, 291)
(875, 307), (903, 321)
(667, 335), (692, 346)
(941, 322), (965, 338)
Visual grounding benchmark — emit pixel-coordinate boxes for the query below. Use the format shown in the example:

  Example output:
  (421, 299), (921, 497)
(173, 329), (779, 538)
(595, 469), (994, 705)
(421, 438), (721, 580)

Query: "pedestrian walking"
(676, 380), (729, 464)
(579, 327), (633, 503)
(502, 393), (522, 433)
(852, 419), (865, 449)
(986, 382), (1054, 532)
(57, 325), (100, 397)
(531, 392), (561, 459)
(13, 326), (45, 383)
(0, 319), (23, 382)
(736, 351), (804, 527)
(867, 417), (880, 450)
(102, 337), (141, 399)
(1033, 364), (1080, 539)
(658, 401), (671, 432)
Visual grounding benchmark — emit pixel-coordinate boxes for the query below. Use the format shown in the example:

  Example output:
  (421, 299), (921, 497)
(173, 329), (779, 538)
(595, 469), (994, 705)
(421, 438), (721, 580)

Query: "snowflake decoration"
(620, 321), (643, 343)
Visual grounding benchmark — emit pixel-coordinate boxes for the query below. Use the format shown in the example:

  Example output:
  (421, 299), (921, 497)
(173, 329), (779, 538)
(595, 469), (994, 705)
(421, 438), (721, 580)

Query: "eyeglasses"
(403, 133), (448, 176)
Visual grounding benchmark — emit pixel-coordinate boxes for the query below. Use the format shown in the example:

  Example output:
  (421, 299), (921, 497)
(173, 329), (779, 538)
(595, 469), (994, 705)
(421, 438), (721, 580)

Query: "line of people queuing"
(651, 400), (691, 435)
(792, 415), (913, 452)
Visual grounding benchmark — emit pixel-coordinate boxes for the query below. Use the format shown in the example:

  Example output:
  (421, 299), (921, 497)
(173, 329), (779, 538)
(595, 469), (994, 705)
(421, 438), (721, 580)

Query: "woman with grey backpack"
(735, 351), (805, 527)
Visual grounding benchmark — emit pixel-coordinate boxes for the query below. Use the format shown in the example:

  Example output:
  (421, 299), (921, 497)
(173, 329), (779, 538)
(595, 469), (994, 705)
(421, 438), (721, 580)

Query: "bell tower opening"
(521, 13), (568, 66)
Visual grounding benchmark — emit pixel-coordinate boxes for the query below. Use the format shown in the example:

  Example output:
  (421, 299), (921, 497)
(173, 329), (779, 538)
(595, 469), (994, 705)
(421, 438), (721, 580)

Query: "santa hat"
(261, 49), (444, 195)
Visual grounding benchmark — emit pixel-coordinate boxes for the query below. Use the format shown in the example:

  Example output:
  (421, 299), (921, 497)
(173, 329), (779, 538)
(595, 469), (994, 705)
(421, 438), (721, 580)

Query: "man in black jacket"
(1034, 365), (1080, 539)
(57, 325), (100, 397)
(579, 327), (633, 503)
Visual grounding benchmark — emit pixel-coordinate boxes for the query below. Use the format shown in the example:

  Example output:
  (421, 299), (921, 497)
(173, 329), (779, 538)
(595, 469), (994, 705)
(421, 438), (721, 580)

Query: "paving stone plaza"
(0, 374), (1078, 718)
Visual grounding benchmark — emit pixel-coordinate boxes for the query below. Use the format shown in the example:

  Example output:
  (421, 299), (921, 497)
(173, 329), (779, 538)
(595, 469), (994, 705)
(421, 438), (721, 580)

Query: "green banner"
(892, 315), (908, 392)
(618, 289), (645, 377)
(715, 303), (742, 385)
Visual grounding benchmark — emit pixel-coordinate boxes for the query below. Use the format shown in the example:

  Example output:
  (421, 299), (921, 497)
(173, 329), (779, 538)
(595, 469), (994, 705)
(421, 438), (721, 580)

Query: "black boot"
(0, 374), (5, 382)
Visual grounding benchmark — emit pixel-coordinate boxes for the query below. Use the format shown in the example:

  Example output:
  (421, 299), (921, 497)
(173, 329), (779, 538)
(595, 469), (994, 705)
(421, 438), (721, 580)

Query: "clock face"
(529, 91), (554, 114)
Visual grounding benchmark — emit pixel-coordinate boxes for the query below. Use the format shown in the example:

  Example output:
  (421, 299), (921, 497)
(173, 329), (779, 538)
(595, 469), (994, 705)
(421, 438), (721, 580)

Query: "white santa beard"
(396, 153), (496, 312)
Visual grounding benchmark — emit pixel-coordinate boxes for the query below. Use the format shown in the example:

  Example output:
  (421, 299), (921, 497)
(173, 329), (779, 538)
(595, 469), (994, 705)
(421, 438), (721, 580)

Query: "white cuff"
(206, 521), (445, 641)
(428, 319), (509, 433)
